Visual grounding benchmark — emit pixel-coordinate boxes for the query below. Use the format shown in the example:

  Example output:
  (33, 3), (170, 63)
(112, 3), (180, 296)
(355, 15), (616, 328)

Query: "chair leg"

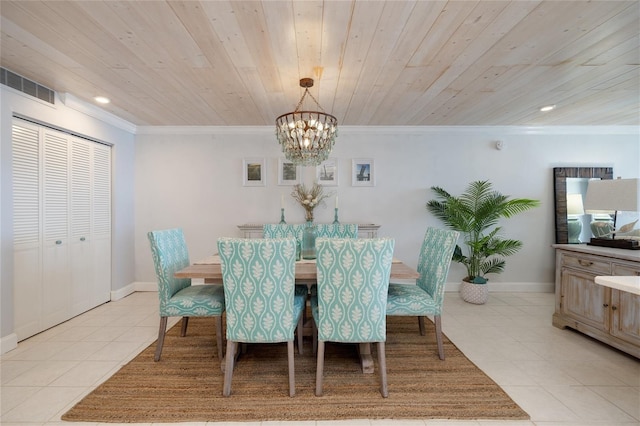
(154, 316), (168, 362)
(315, 341), (325, 396)
(223, 340), (236, 396)
(215, 316), (224, 360)
(377, 341), (389, 398)
(302, 299), (308, 327)
(434, 315), (445, 360)
(180, 316), (189, 337)
(296, 313), (304, 355)
(287, 340), (296, 397)
(418, 316), (426, 335)
(312, 319), (318, 354)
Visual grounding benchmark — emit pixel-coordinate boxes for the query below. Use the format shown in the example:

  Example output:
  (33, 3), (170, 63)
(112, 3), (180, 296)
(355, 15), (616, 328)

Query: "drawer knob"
(612, 305), (618, 311)
(603, 303), (609, 308)
(578, 260), (593, 267)
(55, 240), (62, 245)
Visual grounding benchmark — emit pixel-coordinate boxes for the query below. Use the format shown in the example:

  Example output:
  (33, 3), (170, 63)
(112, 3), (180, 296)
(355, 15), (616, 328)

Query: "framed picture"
(277, 158), (301, 185)
(352, 158), (375, 186)
(243, 157), (266, 186)
(316, 157), (338, 186)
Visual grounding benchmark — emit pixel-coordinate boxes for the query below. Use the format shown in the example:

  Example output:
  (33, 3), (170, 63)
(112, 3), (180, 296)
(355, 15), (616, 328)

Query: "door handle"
(55, 240), (62, 245)
(80, 237), (86, 241)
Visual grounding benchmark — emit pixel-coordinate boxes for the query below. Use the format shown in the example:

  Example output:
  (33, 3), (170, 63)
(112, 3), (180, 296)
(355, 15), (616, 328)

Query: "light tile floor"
(2, 291), (638, 426)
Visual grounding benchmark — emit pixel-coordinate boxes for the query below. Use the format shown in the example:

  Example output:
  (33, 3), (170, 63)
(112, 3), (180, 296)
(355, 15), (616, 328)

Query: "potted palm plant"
(427, 180), (540, 304)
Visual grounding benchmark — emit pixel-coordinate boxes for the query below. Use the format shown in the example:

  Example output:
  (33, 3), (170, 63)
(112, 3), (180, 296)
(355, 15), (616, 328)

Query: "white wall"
(134, 126), (640, 288)
(1, 87), (136, 350)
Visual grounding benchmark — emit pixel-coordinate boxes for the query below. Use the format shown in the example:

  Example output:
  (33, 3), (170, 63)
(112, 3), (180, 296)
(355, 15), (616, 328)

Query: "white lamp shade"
(584, 178), (640, 213)
(566, 193), (584, 215)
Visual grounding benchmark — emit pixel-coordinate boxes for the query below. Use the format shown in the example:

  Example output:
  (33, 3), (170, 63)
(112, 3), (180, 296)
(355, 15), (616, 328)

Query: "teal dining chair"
(263, 223), (310, 294)
(311, 237), (395, 397)
(315, 223), (358, 238)
(147, 228), (226, 361)
(263, 223), (357, 260)
(262, 223), (305, 240)
(308, 223), (360, 308)
(217, 237), (306, 397)
(386, 227), (459, 360)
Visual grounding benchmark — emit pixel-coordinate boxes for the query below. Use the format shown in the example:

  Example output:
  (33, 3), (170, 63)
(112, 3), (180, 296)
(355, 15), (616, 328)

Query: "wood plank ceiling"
(1, 0), (638, 126)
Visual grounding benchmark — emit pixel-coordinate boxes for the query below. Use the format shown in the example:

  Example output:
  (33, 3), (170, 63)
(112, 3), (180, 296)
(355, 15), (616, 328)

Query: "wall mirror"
(554, 167), (613, 244)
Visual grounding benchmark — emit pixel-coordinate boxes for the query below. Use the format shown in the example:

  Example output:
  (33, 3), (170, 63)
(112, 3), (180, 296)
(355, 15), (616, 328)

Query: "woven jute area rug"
(62, 316), (529, 422)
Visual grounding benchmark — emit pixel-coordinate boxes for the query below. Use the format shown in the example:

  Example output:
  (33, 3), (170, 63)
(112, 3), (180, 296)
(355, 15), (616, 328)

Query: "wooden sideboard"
(237, 223), (381, 239)
(552, 244), (640, 358)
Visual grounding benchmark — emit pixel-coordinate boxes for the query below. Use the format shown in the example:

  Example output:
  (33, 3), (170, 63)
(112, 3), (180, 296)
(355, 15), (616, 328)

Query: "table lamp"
(566, 193), (584, 243)
(584, 177), (640, 249)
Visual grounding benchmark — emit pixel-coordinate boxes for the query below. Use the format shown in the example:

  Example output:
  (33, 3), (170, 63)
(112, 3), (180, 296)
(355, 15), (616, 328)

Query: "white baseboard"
(367, 280), (553, 292)
(445, 281), (554, 293)
(110, 281), (157, 301)
(0, 333), (18, 355)
(112, 281), (553, 301)
(134, 281), (159, 292)
(111, 282), (137, 301)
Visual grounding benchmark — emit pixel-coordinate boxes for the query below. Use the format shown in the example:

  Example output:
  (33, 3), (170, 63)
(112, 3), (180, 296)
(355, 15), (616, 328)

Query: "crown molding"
(135, 126), (270, 135)
(135, 124), (639, 136)
(60, 93), (137, 134)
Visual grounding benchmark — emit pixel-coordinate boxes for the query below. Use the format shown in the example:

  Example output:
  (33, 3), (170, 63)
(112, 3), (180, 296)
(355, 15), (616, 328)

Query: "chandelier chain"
(294, 88), (326, 113)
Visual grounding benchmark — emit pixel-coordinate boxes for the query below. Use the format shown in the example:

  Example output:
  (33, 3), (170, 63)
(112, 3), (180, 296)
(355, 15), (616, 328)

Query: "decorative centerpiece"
(291, 182), (330, 222)
(291, 182), (331, 259)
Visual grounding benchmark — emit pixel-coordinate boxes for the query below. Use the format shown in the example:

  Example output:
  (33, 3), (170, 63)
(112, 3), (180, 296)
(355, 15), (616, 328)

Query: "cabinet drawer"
(561, 253), (611, 275)
(612, 262), (640, 276)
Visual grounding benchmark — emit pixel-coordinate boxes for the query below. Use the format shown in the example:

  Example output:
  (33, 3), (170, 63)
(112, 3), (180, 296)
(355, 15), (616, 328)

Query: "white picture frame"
(277, 158), (301, 185)
(352, 158), (375, 187)
(243, 157), (266, 186)
(316, 157), (338, 186)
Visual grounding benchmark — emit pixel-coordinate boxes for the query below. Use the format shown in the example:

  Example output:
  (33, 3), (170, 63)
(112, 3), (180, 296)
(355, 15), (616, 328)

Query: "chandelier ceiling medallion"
(275, 78), (338, 166)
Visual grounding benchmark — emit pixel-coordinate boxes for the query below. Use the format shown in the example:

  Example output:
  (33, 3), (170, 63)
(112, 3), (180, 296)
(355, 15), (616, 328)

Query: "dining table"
(175, 254), (420, 374)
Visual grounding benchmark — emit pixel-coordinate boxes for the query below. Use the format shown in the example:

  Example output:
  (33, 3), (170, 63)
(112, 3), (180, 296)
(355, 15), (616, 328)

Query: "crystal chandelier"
(275, 78), (338, 166)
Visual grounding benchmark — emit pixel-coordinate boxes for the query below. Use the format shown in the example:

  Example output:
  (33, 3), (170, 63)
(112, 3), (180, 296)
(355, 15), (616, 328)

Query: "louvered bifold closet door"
(91, 143), (112, 308)
(70, 138), (111, 314)
(12, 122), (43, 339)
(42, 129), (71, 329)
(70, 138), (93, 315)
(12, 118), (112, 341)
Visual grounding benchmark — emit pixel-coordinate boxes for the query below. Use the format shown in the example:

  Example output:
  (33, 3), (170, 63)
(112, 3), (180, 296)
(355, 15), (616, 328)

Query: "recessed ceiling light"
(94, 96), (110, 104)
(540, 104), (556, 112)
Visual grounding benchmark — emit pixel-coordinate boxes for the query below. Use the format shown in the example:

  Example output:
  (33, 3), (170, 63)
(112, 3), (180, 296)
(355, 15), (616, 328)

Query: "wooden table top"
(175, 255), (420, 282)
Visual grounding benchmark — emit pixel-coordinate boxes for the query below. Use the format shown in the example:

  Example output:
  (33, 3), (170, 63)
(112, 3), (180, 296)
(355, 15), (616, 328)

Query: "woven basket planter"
(460, 280), (489, 305)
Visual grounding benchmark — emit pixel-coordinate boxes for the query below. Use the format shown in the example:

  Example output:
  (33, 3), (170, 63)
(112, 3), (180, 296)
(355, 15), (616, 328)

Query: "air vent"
(1, 67), (55, 104)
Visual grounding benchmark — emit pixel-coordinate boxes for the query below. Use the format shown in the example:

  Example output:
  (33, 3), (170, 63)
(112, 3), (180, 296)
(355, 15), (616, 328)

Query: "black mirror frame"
(553, 167), (613, 244)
